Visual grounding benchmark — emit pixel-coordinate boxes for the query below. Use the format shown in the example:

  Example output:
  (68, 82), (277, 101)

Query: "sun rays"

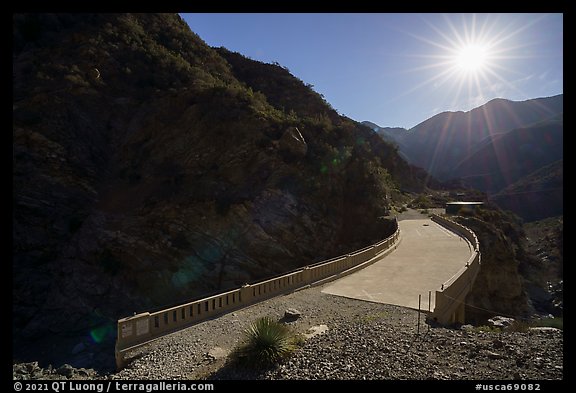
(389, 13), (552, 114)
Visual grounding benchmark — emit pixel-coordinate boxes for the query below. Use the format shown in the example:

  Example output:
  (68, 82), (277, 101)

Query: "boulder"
(56, 364), (74, 378)
(284, 308), (302, 320)
(487, 316), (514, 329)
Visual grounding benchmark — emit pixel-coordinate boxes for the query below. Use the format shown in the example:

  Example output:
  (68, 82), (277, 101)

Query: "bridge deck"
(322, 216), (472, 311)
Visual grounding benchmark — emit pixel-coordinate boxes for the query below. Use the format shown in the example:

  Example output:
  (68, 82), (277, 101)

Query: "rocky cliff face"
(521, 216), (563, 316)
(13, 13), (424, 369)
(454, 209), (531, 324)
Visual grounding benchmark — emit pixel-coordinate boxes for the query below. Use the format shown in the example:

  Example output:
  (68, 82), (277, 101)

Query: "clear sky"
(181, 13), (563, 129)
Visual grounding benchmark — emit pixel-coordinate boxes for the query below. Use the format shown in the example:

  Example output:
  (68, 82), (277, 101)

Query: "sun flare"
(455, 43), (488, 73)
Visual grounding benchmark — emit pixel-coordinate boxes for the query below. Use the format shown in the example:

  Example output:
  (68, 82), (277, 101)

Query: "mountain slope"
(451, 119), (563, 194)
(489, 159), (563, 222)
(13, 13), (425, 369)
(367, 95), (563, 182)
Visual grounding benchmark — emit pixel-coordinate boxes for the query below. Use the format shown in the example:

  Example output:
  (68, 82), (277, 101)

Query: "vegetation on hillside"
(13, 13), (429, 369)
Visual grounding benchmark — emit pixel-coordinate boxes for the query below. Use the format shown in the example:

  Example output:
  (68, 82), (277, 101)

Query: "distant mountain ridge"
(365, 94), (563, 192)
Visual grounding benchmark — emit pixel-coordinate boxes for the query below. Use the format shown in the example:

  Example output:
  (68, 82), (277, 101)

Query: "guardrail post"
(302, 266), (311, 284)
(240, 284), (253, 305)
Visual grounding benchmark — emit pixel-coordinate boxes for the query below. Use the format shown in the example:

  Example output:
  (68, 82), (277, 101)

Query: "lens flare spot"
(90, 324), (113, 344)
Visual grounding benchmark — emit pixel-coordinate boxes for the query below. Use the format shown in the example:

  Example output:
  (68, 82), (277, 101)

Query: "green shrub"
(473, 325), (502, 333)
(506, 320), (531, 333)
(231, 317), (298, 369)
(532, 317), (563, 330)
(409, 194), (433, 209)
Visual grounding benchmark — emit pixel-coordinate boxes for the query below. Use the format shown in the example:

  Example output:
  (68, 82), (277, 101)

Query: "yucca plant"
(232, 316), (298, 369)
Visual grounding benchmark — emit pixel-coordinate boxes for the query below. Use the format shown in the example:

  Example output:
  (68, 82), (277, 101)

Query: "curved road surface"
(322, 210), (472, 311)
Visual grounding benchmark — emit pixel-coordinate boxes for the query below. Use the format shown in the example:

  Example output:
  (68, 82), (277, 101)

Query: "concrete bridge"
(115, 211), (480, 368)
(322, 211), (475, 313)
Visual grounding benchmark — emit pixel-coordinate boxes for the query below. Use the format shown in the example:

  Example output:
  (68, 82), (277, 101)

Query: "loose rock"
(487, 316), (515, 329)
(284, 308), (302, 320)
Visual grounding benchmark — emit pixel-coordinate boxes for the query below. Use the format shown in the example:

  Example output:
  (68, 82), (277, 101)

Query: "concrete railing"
(429, 214), (481, 325)
(115, 220), (400, 369)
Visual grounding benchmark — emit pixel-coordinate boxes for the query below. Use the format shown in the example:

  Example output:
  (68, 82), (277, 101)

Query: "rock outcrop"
(454, 210), (531, 323)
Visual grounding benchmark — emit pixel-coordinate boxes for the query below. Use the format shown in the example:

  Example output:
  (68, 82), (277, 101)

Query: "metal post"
(417, 294), (421, 335)
(428, 291), (432, 313)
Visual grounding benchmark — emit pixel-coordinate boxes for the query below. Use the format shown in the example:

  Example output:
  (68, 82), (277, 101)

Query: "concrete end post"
(115, 312), (151, 370)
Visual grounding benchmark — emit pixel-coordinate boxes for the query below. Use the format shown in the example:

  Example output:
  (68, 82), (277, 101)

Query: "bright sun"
(455, 44), (488, 72)
(401, 14), (521, 104)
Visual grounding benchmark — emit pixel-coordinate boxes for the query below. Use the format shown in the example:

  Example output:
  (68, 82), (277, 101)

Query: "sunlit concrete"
(322, 215), (472, 311)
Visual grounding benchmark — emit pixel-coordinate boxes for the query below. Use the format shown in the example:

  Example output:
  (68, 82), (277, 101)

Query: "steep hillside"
(521, 215), (563, 316)
(217, 49), (427, 194)
(216, 48), (340, 124)
(13, 13), (425, 369)
(454, 208), (532, 323)
(367, 95), (563, 182)
(455, 205), (563, 322)
(490, 160), (563, 222)
(452, 119), (563, 194)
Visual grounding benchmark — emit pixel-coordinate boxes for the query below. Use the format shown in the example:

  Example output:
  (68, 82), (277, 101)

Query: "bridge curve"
(323, 211), (480, 325)
(322, 214), (473, 311)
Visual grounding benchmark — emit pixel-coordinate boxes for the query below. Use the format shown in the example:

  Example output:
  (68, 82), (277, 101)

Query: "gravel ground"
(220, 321), (563, 380)
(112, 285), (417, 380)
(14, 283), (563, 380)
